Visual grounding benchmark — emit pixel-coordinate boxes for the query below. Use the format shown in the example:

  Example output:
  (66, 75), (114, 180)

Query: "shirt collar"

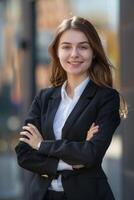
(61, 77), (90, 100)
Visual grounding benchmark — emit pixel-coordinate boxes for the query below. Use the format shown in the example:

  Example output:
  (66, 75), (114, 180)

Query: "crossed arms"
(15, 89), (120, 175)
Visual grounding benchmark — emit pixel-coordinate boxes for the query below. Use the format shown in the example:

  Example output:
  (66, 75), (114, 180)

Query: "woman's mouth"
(68, 61), (83, 65)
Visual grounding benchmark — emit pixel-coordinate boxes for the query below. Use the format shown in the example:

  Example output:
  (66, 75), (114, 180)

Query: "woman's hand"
(86, 122), (99, 141)
(19, 123), (44, 150)
(72, 123), (99, 169)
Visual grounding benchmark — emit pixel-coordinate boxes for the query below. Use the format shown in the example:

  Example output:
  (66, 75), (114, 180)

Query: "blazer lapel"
(62, 80), (98, 138)
(44, 87), (61, 140)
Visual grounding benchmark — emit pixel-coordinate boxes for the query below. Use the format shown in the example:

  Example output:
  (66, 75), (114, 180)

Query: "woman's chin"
(67, 70), (87, 77)
(67, 72), (82, 77)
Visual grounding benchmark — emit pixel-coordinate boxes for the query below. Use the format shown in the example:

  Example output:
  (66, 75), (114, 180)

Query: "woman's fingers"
(88, 126), (99, 134)
(22, 125), (34, 135)
(86, 123), (99, 141)
(20, 131), (32, 139)
(19, 123), (43, 149)
(88, 123), (98, 130)
(87, 129), (98, 137)
(19, 136), (30, 144)
(90, 122), (95, 128)
(27, 123), (40, 135)
(22, 123), (40, 136)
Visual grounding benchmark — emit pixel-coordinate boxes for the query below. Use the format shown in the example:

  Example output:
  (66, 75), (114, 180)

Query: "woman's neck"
(66, 75), (88, 98)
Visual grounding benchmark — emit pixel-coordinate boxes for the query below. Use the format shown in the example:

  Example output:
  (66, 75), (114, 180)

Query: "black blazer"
(15, 80), (120, 200)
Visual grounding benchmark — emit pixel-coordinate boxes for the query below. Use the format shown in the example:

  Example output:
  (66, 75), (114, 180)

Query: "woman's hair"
(48, 16), (127, 118)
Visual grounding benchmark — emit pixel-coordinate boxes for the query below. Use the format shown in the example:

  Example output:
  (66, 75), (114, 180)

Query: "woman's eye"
(61, 46), (71, 49)
(79, 46), (88, 49)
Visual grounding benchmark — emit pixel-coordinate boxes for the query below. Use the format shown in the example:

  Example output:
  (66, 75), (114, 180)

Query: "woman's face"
(57, 29), (94, 78)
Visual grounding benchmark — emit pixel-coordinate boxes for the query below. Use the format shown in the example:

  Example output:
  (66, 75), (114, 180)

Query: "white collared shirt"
(49, 77), (90, 191)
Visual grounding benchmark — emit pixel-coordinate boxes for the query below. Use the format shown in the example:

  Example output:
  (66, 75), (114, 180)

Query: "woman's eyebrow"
(60, 41), (90, 45)
(79, 41), (90, 45)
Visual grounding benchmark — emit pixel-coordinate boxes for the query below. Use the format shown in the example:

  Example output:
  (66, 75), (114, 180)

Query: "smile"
(68, 61), (83, 65)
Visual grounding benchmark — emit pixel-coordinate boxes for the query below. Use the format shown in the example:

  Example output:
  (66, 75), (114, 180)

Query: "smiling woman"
(49, 16), (114, 90)
(15, 16), (125, 200)
(57, 29), (94, 80)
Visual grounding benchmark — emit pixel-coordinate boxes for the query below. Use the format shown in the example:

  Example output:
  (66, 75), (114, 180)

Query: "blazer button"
(42, 174), (49, 178)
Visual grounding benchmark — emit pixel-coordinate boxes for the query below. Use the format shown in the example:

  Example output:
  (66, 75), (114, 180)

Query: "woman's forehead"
(58, 29), (89, 44)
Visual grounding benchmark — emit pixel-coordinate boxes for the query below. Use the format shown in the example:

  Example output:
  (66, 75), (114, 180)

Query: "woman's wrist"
(36, 141), (42, 150)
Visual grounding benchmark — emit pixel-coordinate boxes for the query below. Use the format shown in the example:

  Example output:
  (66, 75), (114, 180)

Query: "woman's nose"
(70, 47), (79, 58)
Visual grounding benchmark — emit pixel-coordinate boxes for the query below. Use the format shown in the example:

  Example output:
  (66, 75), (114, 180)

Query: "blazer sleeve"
(38, 89), (121, 168)
(15, 90), (58, 176)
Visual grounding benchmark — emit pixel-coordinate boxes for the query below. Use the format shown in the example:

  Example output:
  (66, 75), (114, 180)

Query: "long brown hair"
(48, 16), (127, 118)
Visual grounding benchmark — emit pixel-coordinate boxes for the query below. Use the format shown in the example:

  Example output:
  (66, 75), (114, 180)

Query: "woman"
(15, 16), (124, 200)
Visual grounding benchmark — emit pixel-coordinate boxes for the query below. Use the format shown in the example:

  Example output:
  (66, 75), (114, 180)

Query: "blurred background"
(0, 0), (133, 199)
